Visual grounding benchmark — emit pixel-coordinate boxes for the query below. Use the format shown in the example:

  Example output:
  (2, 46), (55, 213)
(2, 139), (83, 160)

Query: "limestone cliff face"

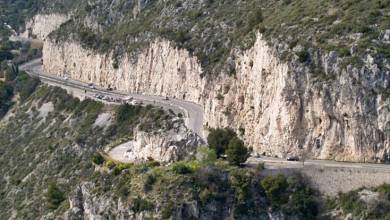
(43, 40), (204, 103)
(208, 38), (390, 162)
(21, 14), (68, 40)
(42, 27), (390, 163)
(108, 121), (204, 163)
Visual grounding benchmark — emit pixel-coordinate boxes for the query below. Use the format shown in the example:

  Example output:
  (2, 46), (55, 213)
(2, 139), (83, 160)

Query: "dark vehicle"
(286, 156), (299, 161)
(88, 83), (95, 89)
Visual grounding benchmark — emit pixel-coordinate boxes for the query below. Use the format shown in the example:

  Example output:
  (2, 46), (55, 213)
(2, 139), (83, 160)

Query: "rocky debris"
(37, 102), (54, 121)
(359, 189), (380, 204)
(109, 120), (204, 163)
(93, 112), (113, 128)
(383, 29), (390, 44)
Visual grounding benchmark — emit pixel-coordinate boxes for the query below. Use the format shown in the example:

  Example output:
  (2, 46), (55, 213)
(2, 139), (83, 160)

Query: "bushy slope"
(0, 77), (322, 219)
(0, 81), (176, 219)
(327, 184), (390, 219)
(50, 0), (390, 75)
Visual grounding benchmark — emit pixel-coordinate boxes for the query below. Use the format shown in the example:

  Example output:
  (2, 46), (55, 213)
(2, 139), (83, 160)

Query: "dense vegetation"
(50, 0), (390, 76)
(0, 64), (39, 117)
(86, 153), (319, 219)
(207, 128), (250, 166)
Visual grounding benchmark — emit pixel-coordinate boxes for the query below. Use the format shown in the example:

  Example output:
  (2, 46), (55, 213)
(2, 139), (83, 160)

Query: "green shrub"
(105, 160), (116, 169)
(161, 201), (175, 219)
(230, 169), (252, 202)
(92, 153), (105, 165)
(117, 184), (129, 198)
(377, 184), (390, 200)
(113, 163), (132, 175)
(131, 196), (154, 213)
(4, 64), (18, 82)
(0, 81), (14, 117)
(46, 182), (65, 210)
(143, 173), (157, 192)
(207, 128), (237, 157)
(297, 50), (310, 63)
(261, 174), (289, 208)
(339, 191), (366, 216)
(199, 188), (216, 204)
(0, 49), (13, 61)
(15, 72), (40, 101)
(172, 162), (192, 174)
(196, 146), (217, 165)
(287, 187), (318, 219)
(247, 8), (263, 30)
(116, 103), (141, 123)
(226, 137), (250, 166)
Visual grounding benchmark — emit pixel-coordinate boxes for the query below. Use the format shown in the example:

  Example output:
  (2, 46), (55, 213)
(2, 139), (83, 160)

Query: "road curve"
(19, 59), (390, 170)
(20, 59), (205, 138)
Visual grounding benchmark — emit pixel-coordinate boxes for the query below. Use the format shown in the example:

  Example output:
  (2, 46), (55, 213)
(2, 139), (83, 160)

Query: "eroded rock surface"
(38, 14), (390, 162)
(109, 119), (204, 163)
(21, 14), (68, 40)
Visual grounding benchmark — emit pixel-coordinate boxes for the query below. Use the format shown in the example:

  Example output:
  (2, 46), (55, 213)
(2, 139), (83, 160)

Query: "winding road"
(19, 59), (390, 171)
(20, 59), (205, 139)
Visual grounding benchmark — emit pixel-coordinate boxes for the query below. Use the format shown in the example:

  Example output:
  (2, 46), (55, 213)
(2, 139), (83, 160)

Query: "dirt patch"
(93, 112), (113, 128)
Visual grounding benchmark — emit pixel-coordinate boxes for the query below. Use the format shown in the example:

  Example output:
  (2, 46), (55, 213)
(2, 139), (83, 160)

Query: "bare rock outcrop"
(21, 14), (68, 40)
(40, 16), (390, 163)
(108, 120), (204, 163)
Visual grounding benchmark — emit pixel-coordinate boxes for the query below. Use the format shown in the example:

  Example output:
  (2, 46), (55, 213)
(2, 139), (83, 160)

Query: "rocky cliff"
(43, 30), (390, 162)
(21, 14), (68, 40)
(108, 120), (204, 163)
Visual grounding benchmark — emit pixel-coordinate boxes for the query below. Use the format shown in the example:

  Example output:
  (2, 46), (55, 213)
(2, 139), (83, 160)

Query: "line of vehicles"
(87, 82), (171, 105)
(93, 93), (142, 105)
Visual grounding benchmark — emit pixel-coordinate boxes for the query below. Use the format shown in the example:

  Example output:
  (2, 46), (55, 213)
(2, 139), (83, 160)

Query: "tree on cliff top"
(226, 137), (250, 166)
(207, 128), (236, 157)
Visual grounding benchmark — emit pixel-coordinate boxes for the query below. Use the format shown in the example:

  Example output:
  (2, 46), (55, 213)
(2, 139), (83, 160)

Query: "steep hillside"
(0, 0), (78, 33)
(0, 77), (323, 219)
(16, 1), (390, 161)
(50, 0), (390, 74)
(1, 81), (389, 219)
(39, 0), (390, 162)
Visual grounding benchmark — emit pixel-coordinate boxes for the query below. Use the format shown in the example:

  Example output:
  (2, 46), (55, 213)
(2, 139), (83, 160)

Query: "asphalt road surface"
(20, 59), (390, 170)
(247, 156), (390, 171)
(20, 59), (205, 138)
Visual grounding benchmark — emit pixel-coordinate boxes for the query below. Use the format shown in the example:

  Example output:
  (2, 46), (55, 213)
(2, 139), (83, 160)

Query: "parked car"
(130, 100), (140, 105)
(123, 96), (133, 102)
(286, 156), (300, 161)
(95, 94), (103, 99)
